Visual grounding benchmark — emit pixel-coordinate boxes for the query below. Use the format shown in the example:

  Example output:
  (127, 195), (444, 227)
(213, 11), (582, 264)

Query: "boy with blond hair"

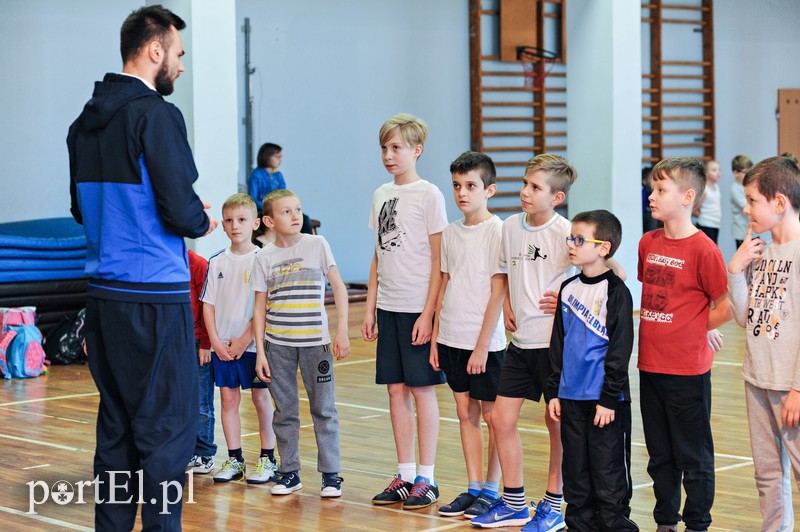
(546, 210), (638, 532)
(639, 157), (732, 532)
(201, 193), (277, 484)
(430, 151), (506, 519)
(728, 157), (800, 531)
(251, 188), (350, 497)
(363, 113), (448, 510)
(471, 153), (578, 530)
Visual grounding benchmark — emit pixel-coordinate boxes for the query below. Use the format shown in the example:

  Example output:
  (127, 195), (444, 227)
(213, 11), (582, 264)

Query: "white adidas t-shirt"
(438, 216), (506, 352)
(200, 247), (258, 352)
(369, 179), (448, 313)
(499, 213), (576, 349)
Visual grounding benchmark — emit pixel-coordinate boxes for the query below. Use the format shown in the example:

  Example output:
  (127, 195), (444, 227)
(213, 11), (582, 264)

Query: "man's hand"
(202, 202), (218, 236)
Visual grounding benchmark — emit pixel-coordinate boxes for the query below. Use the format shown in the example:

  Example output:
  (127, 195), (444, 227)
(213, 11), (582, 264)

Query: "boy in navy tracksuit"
(546, 210), (638, 532)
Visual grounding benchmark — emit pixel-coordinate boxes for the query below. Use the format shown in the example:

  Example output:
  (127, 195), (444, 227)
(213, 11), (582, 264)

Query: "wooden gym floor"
(0, 301), (795, 531)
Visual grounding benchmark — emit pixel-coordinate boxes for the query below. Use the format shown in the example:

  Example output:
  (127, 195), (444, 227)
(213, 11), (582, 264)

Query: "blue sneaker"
(521, 500), (566, 532)
(470, 499), (531, 528)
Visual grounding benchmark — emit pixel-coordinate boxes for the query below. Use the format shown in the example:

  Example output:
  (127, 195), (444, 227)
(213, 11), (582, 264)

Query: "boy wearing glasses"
(545, 210), (638, 532)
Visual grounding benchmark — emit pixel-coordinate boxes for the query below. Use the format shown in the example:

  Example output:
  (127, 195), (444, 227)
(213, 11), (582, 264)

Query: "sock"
(468, 480), (483, 497)
(398, 462), (416, 482)
(482, 481), (500, 500)
(228, 448), (243, 463)
(261, 448), (275, 462)
(418, 464), (435, 484)
(503, 486), (526, 511)
(544, 491), (563, 513)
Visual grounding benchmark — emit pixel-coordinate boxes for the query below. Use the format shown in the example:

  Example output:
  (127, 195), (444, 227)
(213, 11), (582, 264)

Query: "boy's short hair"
(651, 157), (706, 199)
(743, 156), (800, 212)
(731, 154), (753, 172)
(781, 152), (798, 165)
(379, 113), (429, 150)
(262, 189), (298, 217)
(222, 193), (258, 218)
(450, 151), (497, 188)
(525, 153), (577, 195)
(256, 142), (282, 169)
(571, 209), (622, 258)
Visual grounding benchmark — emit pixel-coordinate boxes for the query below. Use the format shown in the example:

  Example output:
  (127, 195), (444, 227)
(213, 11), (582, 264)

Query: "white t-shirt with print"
(369, 179), (448, 313)
(438, 216), (506, 352)
(249, 234), (334, 347)
(499, 213), (576, 349)
(200, 247), (258, 352)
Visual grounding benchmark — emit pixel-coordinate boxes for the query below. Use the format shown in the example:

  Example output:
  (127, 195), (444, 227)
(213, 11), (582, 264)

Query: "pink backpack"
(0, 307), (45, 379)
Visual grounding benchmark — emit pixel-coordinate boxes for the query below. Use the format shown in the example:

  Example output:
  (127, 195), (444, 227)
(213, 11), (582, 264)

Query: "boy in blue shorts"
(363, 113), (448, 510)
(201, 193), (277, 484)
(251, 188), (350, 497)
(430, 151), (506, 519)
(546, 210), (638, 532)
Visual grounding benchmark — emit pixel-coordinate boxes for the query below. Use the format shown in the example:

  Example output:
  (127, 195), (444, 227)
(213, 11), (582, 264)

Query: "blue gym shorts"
(375, 309), (446, 387)
(211, 350), (267, 389)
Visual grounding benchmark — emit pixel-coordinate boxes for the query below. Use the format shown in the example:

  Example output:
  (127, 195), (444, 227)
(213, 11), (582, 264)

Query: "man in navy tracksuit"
(67, 6), (216, 530)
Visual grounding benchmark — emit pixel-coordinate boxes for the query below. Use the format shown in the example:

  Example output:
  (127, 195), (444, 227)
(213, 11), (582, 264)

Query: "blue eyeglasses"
(566, 235), (607, 247)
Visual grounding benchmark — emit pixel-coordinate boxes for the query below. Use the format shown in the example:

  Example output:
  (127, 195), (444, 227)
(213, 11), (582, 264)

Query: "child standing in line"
(201, 193), (278, 484)
(639, 157), (732, 532)
(362, 113), (448, 510)
(546, 210), (638, 532)
(429, 152), (506, 519)
(186, 249), (216, 474)
(727, 157), (800, 532)
(730, 154), (754, 249)
(695, 159), (722, 243)
(251, 188), (350, 497)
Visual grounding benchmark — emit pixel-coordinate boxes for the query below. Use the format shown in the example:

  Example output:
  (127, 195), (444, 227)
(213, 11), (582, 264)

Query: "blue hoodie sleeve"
(140, 103), (209, 238)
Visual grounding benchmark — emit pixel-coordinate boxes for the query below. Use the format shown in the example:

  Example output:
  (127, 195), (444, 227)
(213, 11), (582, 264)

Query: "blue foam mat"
(0, 217), (86, 250)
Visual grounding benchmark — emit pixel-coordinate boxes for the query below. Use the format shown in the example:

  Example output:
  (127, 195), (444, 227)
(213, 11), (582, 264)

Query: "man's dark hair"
(449, 151), (497, 188)
(744, 156), (800, 212)
(120, 5), (186, 63)
(256, 143), (283, 169)
(571, 209), (622, 258)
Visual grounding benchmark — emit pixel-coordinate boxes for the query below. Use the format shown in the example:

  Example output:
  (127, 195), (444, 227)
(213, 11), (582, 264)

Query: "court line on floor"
(632, 459), (753, 490)
(0, 505), (92, 531)
(4, 407), (89, 424)
(0, 392), (99, 407)
(0, 433), (87, 452)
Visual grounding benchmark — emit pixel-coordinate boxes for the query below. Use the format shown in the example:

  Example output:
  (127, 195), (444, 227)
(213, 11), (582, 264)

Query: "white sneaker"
(192, 456), (215, 474)
(186, 455), (200, 471)
(213, 458), (245, 482)
(246, 456), (278, 484)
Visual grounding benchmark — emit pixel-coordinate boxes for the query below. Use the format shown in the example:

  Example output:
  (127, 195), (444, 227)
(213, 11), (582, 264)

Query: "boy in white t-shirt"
(251, 189), (350, 498)
(200, 193), (277, 484)
(363, 113), (448, 510)
(430, 151), (506, 519)
(694, 159), (722, 244)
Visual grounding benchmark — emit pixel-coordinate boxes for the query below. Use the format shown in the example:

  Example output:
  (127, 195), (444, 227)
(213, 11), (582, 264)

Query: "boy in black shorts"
(430, 152), (506, 519)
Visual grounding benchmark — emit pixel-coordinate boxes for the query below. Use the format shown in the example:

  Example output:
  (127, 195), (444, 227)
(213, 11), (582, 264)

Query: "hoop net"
(517, 46), (558, 91)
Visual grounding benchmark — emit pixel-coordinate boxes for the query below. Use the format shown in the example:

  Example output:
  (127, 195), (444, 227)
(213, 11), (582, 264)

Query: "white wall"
(0, 0), (140, 223)
(235, 0), (470, 281)
(714, 0), (800, 259)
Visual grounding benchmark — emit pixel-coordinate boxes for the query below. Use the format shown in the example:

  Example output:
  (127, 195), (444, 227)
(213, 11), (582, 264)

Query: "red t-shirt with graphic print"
(637, 229), (727, 375)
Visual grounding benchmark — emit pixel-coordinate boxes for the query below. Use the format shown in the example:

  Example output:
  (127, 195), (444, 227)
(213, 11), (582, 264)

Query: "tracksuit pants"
(561, 399), (638, 531)
(86, 298), (198, 532)
(265, 341), (340, 474)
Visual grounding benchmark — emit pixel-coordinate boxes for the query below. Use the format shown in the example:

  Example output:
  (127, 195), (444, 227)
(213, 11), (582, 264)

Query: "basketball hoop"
(516, 46), (558, 91)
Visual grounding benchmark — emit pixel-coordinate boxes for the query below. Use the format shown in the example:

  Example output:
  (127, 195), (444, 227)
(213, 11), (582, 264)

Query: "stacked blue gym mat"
(0, 218), (88, 333)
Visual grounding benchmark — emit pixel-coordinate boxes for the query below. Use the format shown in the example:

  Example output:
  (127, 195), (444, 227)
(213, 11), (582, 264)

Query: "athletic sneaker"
(470, 499), (531, 528)
(320, 473), (343, 498)
(521, 500), (566, 532)
(463, 493), (499, 519)
(246, 456), (278, 484)
(271, 471), (303, 495)
(438, 492), (476, 516)
(187, 455), (215, 475)
(213, 458), (245, 482)
(403, 476), (439, 510)
(371, 475), (414, 505)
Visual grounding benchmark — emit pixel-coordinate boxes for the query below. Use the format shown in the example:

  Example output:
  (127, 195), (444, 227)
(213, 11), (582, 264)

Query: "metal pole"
(243, 17), (255, 179)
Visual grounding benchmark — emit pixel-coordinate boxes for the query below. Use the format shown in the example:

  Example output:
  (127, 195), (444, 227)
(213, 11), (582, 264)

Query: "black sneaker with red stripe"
(403, 476), (440, 510)
(371, 475), (413, 505)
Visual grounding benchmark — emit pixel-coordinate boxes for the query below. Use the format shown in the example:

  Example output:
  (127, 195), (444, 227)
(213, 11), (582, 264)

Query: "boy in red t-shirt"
(638, 157), (732, 532)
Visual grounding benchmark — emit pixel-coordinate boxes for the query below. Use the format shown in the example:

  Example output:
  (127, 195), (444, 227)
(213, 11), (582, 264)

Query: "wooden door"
(778, 89), (800, 156)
